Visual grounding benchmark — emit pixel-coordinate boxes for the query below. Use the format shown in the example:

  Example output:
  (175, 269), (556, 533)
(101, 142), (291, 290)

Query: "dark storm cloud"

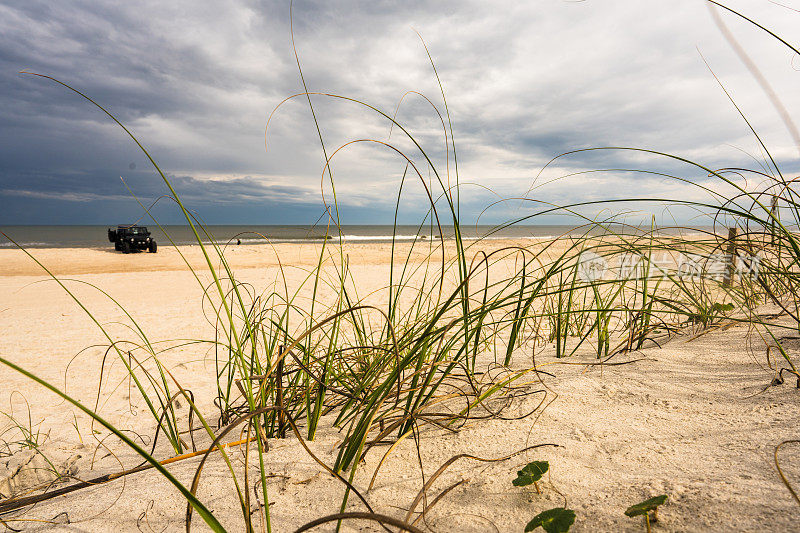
(0, 0), (798, 224)
(0, 169), (312, 203)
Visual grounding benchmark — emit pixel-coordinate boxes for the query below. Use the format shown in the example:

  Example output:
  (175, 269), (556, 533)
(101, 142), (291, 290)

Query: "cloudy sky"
(0, 0), (798, 226)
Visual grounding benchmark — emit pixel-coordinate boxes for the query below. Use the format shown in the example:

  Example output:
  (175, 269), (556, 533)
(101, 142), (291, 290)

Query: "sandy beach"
(1, 242), (798, 532)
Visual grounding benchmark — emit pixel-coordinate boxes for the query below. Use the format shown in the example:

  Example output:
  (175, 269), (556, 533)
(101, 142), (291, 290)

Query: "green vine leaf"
(625, 494), (668, 517)
(513, 461), (549, 487)
(524, 507), (575, 533)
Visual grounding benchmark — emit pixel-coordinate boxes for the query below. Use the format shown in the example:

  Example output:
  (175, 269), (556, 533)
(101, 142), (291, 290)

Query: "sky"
(0, 0), (798, 226)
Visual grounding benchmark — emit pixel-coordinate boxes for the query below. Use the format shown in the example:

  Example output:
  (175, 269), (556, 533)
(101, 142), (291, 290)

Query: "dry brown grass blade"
(0, 436), (255, 515)
(775, 439), (800, 506)
(368, 427), (414, 490)
(403, 443), (559, 523)
(410, 478), (468, 526)
(294, 511), (424, 533)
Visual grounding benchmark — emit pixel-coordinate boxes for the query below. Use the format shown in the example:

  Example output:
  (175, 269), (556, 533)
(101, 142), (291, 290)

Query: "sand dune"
(0, 243), (798, 532)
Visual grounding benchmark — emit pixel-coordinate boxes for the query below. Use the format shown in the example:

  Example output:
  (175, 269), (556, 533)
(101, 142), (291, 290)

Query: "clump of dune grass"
(1, 66), (572, 532)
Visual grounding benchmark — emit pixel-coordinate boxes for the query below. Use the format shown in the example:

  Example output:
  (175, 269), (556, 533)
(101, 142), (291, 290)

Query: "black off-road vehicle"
(108, 225), (157, 253)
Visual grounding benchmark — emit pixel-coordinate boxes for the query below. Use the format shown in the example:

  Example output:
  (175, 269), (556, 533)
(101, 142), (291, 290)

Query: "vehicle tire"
(149, 241), (157, 253)
(114, 242), (121, 251)
(122, 241), (131, 254)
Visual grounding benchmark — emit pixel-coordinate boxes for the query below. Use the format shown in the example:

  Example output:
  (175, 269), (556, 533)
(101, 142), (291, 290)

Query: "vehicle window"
(119, 227), (147, 235)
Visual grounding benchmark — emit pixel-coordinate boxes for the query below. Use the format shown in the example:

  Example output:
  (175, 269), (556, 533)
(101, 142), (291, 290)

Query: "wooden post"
(723, 227), (737, 288)
(770, 195), (779, 245)
(276, 345), (286, 438)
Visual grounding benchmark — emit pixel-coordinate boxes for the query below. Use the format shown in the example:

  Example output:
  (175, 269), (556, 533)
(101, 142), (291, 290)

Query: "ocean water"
(0, 224), (714, 249)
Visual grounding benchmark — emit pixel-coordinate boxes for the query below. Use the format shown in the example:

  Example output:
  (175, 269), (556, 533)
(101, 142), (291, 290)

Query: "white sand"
(0, 243), (798, 532)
